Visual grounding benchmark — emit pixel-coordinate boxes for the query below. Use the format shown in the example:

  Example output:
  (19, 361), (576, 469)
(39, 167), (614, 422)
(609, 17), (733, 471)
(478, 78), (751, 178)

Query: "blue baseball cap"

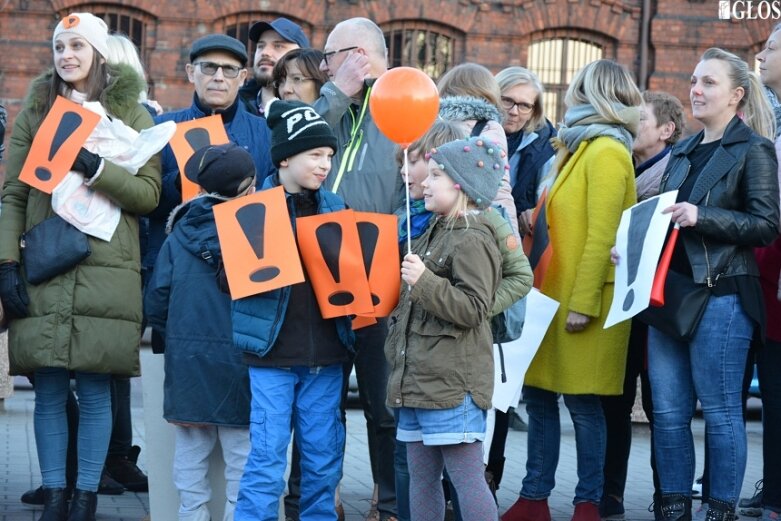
(249, 17), (309, 47)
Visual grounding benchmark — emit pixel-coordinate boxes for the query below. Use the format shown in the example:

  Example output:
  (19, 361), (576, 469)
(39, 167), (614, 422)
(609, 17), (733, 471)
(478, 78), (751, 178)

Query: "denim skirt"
(396, 393), (486, 445)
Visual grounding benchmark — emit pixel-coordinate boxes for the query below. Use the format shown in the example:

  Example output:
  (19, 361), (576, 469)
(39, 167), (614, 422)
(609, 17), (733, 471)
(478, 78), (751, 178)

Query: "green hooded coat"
(0, 64), (161, 376)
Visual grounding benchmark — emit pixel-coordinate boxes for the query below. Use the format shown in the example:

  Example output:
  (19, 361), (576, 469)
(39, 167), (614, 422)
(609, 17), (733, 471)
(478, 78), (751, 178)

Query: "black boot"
(705, 499), (736, 521)
(23, 485), (74, 505)
(105, 445), (148, 492)
(38, 487), (68, 521)
(67, 489), (97, 521)
(660, 494), (692, 521)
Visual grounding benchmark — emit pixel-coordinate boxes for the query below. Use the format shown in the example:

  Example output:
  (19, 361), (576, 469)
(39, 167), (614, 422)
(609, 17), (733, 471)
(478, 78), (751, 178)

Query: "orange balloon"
(369, 67), (440, 147)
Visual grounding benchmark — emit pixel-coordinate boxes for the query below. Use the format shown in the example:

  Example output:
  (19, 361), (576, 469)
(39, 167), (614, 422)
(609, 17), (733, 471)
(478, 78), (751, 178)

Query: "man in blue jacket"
(145, 34), (276, 349)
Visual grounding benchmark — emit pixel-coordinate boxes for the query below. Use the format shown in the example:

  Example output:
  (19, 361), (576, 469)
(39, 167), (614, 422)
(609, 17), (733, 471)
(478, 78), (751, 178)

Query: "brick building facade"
(0, 0), (774, 138)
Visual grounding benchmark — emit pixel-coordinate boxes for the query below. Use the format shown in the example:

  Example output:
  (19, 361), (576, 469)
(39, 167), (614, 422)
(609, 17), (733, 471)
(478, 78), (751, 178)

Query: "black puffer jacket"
(660, 116), (779, 284)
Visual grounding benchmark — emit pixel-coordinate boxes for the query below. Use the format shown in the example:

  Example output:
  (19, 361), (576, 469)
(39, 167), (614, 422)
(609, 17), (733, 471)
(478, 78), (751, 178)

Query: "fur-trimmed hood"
(439, 95), (503, 123)
(23, 63), (145, 125)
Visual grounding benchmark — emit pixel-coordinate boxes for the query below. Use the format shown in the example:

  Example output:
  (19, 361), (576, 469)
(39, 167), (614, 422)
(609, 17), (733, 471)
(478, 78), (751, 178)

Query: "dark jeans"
(109, 376), (132, 457)
(600, 320), (659, 501)
(352, 320), (397, 517)
(757, 339), (781, 510)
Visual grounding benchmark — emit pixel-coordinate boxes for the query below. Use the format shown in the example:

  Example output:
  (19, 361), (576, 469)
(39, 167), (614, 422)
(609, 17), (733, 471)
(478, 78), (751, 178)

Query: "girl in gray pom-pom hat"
(385, 136), (506, 520)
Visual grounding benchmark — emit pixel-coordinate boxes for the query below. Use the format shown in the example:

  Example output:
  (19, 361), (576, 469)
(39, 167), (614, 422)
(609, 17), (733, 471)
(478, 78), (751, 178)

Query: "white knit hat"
(53, 13), (110, 60)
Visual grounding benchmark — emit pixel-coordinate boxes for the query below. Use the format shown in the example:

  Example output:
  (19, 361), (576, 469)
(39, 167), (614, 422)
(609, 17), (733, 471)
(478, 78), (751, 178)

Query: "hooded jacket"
(385, 213), (502, 411)
(144, 196), (250, 426)
(0, 64), (161, 376)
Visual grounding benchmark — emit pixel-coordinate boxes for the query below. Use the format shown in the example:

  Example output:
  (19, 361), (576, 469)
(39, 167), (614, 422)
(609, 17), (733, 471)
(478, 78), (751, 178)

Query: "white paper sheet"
(492, 288), (559, 412)
(604, 191), (678, 329)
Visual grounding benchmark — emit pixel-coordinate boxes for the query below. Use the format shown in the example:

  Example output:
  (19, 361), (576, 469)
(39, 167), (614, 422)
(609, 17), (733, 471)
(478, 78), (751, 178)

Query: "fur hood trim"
(439, 96), (503, 124)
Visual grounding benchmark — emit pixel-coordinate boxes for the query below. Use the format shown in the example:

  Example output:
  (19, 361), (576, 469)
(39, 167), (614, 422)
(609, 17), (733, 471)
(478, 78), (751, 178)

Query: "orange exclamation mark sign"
(19, 96), (101, 193)
(296, 210), (374, 319)
(213, 186), (304, 300)
(354, 212), (400, 317)
(315, 222), (355, 306)
(236, 203), (281, 283)
(169, 115), (230, 201)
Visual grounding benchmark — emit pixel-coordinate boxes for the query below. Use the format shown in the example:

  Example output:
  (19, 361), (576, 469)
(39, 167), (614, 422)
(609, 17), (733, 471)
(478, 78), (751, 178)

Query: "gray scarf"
(556, 103), (639, 154)
(765, 85), (781, 138)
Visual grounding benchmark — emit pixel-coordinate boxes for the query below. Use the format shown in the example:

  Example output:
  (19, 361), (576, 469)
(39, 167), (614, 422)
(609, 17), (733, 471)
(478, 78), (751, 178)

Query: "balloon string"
(404, 147), (412, 256)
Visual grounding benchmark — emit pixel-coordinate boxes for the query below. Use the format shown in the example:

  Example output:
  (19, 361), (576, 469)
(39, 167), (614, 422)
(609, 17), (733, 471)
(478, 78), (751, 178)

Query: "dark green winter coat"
(0, 64), (161, 376)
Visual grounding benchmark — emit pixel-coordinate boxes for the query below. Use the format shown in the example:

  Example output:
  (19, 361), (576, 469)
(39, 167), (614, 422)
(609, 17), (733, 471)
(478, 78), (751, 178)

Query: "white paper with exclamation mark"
(604, 190), (678, 329)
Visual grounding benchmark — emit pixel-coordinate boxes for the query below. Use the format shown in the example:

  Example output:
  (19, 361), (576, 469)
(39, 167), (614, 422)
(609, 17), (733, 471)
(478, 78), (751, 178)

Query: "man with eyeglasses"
(239, 17), (309, 116)
(144, 34), (276, 334)
(313, 17), (400, 521)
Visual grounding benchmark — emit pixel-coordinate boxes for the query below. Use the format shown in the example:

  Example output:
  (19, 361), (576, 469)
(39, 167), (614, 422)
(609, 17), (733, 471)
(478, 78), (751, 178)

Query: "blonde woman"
(503, 60), (641, 521)
(648, 48), (777, 521)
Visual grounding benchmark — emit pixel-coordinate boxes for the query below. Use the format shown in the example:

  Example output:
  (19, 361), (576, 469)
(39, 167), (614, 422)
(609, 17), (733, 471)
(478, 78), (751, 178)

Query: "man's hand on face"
(332, 51), (371, 99)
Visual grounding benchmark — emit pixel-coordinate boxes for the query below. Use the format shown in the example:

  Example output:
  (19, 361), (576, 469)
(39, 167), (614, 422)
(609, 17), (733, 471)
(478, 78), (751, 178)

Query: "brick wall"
(0, 0), (774, 173)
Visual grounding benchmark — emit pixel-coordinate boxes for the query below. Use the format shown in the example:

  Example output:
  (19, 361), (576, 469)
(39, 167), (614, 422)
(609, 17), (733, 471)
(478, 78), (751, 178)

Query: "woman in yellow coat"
(503, 60), (641, 521)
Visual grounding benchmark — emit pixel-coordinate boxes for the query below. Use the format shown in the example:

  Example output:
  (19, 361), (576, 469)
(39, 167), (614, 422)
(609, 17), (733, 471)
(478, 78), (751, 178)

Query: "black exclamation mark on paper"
(622, 200), (656, 311)
(357, 222), (381, 306)
(236, 203), (281, 283)
(35, 111), (83, 181)
(315, 222), (354, 306)
(184, 128), (210, 153)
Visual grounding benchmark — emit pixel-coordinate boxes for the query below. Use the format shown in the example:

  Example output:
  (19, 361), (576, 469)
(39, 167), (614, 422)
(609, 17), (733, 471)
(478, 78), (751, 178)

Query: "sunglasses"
(193, 61), (243, 79)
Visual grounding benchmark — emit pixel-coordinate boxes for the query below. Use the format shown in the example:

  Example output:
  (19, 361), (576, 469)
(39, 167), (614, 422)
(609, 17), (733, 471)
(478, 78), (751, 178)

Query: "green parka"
(385, 213), (502, 411)
(0, 64), (161, 376)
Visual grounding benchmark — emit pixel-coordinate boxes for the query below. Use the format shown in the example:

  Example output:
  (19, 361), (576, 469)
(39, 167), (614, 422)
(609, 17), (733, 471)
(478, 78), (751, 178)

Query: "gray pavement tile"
(0, 384), (763, 521)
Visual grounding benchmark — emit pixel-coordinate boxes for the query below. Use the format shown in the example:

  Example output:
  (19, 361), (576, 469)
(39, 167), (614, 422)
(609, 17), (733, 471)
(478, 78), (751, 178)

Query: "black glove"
(71, 147), (102, 179)
(0, 262), (29, 319)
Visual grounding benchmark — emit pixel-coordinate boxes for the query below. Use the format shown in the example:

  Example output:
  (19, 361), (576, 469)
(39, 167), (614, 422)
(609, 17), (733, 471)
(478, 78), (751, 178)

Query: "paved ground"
(0, 368), (764, 521)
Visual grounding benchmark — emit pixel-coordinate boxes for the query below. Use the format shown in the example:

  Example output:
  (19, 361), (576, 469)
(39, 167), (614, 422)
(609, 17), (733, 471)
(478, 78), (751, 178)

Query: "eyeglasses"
(193, 61), (243, 79)
(322, 46), (358, 66)
(500, 96), (535, 114)
(273, 75), (315, 89)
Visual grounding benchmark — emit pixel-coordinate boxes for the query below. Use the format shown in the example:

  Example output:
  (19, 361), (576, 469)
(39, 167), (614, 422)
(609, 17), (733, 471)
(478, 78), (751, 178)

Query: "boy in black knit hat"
(232, 100), (356, 521)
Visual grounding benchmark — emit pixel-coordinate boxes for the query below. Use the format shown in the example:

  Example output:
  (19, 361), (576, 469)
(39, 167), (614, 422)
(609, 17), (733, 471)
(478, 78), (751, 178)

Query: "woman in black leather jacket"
(650, 48), (779, 521)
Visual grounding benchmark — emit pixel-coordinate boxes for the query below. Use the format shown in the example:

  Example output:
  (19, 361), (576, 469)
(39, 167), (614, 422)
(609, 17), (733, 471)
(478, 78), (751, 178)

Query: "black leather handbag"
(637, 269), (711, 342)
(21, 214), (91, 285)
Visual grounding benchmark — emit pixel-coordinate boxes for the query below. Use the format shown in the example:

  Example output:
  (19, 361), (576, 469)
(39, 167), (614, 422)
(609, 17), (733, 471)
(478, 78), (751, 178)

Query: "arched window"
(527, 38), (604, 124)
(383, 22), (462, 80)
(88, 5), (152, 58)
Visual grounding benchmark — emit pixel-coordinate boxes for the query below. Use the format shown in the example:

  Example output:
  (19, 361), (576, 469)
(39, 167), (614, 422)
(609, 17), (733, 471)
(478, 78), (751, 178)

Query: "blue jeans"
(34, 368), (112, 492)
(236, 364), (345, 521)
(520, 386), (606, 504)
(648, 294), (752, 506)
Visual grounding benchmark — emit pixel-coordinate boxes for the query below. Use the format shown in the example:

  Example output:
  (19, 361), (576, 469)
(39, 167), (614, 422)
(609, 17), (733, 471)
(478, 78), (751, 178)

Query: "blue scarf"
(398, 199), (433, 245)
